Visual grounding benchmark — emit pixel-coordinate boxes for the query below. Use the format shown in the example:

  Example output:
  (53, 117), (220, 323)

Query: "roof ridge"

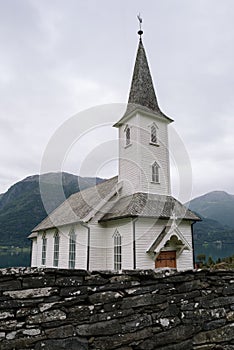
(68, 175), (118, 200)
(31, 176), (118, 232)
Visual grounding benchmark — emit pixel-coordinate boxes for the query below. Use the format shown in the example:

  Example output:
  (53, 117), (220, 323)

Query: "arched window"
(151, 124), (157, 144)
(125, 126), (131, 146)
(69, 227), (76, 269)
(113, 230), (122, 270)
(41, 232), (47, 265)
(152, 161), (160, 183)
(53, 230), (60, 267)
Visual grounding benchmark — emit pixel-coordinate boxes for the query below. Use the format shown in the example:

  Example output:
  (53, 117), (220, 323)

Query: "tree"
(207, 256), (215, 267)
(197, 254), (206, 264)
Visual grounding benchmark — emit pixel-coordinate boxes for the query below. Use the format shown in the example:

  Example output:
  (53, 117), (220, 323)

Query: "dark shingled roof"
(128, 39), (160, 112)
(99, 192), (200, 222)
(114, 39), (173, 127)
(30, 175), (199, 235)
(31, 176), (118, 232)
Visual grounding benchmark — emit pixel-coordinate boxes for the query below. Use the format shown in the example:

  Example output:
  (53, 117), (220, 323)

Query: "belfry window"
(152, 161), (160, 183)
(113, 230), (122, 270)
(151, 124), (157, 144)
(53, 230), (60, 267)
(125, 126), (131, 146)
(69, 227), (76, 269)
(41, 232), (47, 265)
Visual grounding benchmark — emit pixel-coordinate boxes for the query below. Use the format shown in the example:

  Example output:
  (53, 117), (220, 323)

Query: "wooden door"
(155, 251), (176, 269)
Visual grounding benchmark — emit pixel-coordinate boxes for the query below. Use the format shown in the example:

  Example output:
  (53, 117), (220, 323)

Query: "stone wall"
(0, 268), (234, 349)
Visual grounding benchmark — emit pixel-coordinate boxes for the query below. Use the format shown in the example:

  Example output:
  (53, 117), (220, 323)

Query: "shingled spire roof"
(114, 36), (173, 127)
(128, 38), (160, 113)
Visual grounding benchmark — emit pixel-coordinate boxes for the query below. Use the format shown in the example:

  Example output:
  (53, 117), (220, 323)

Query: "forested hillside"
(0, 172), (104, 247)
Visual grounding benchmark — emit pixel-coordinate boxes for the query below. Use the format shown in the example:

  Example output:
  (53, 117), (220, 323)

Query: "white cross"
(170, 212), (177, 230)
(170, 212), (177, 221)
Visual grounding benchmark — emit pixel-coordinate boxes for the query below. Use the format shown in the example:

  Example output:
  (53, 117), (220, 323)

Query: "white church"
(29, 28), (199, 271)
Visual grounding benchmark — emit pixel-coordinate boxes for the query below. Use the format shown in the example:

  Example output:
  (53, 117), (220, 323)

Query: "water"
(0, 250), (31, 268)
(194, 242), (234, 263)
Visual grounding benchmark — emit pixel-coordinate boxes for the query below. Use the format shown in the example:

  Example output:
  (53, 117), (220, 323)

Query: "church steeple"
(128, 37), (161, 113)
(114, 29), (173, 127)
(116, 24), (172, 197)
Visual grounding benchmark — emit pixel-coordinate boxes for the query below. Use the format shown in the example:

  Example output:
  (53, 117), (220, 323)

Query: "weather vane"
(137, 13), (143, 38)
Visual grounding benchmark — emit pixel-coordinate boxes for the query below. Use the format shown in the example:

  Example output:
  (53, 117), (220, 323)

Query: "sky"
(1, 0), (234, 200)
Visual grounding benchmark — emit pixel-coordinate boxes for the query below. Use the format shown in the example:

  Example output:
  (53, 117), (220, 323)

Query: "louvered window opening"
(151, 125), (157, 143)
(126, 127), (131, 146)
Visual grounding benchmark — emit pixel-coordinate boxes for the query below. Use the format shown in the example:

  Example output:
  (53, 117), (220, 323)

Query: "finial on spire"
(137, 13), (143, 38)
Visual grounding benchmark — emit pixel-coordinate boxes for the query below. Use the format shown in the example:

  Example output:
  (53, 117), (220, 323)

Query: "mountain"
(187, 191), (234, 228)
(193, 215), (234, 262)
(0, 172), (104, 247)
(193, 215), (233, 243)
(188, 191), (234, 262)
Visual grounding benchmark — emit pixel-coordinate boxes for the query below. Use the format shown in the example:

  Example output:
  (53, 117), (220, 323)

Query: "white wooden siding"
(75, 224), (88, 270)
(36, 231), (43, 267)
(135, 218), (164, 269)
(30, 238), (37, 267)
(118, 111), (171, 196)
(89, 223), (107, 270)
(56, 226), (69, 269)
(135, 218), (194, 271)
(88, 219), (133, 270)
(104, 219), (133, 270)
(176, 221), (194, 271)
(32, 217), (193, 271)
(33, 224), (88, 269)
(118, 114), (141, 195)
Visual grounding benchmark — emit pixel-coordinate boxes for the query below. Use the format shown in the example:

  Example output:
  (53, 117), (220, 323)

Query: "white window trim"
(41, 231), (47, 266)
(149, 122), (160, 147)
(113, 229), (122, 271)
(69, 227), (76, 269)
(151, 161), (160, 184)
(124, 124), (132, 148)
(149, 141), (160, 147)
(53, 230), (60, 268)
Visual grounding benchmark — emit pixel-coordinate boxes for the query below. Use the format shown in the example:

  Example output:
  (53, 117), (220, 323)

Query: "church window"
(125, 125), (131, 146)
(149, 122), (159, 145)
(113, 230), (122, 270)
(41, 232), (47, 265)
(69, 227), (76, 269)
(53, 230), (60, 267)
(151, 124), (157, 144)
(152, 162), (160, 183)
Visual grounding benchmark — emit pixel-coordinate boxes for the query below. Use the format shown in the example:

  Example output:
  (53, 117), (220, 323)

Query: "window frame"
(149, 122), (159, 146)
(113, 230), (122, 270)
(69, 227), (76, 269)
(41, 232), (47, 266)
(124, 124), (131, 148)
(53, 230), (60, 267)
(151, 161), (160, 183)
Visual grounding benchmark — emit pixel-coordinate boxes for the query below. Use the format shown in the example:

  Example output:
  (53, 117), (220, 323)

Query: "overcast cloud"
(1, 0), (234, 200)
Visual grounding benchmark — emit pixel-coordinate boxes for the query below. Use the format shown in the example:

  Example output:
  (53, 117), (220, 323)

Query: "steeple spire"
(128, 36), (161, 113)
(113, 22), (173, 127)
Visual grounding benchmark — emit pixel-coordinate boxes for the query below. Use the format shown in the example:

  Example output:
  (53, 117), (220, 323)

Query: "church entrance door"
(155, 251), (176, 268)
